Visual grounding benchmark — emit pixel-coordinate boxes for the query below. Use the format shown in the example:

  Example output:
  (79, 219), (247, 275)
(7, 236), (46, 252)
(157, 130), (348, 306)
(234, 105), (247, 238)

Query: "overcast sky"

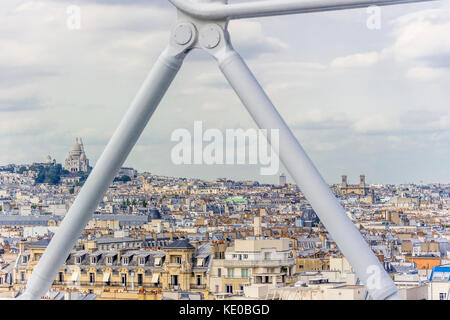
(0, 0), (449, 185)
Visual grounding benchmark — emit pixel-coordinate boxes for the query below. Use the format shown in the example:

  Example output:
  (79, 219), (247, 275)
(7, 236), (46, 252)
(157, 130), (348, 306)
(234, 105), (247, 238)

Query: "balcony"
(168, 284), (181, 290)
(189, 284), (206, 290)
(166, 262), (182, 267)
(223, 259), (295, 268)
(52, 281), (162, 289)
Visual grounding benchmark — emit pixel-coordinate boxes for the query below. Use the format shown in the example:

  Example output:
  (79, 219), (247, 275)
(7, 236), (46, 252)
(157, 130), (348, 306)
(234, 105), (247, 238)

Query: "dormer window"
(90, 256), (96, 264)
(139, 257), (146, 265)
(122, 257), (129, 265)
(75, 257), (82, 264)
(107, 256), (113, 265)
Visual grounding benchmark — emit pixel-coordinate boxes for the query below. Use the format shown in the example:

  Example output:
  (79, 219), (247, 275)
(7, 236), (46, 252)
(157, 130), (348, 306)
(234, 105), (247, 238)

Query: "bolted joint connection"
(199, 24), (223, 50)
(172, 22), (197, 47)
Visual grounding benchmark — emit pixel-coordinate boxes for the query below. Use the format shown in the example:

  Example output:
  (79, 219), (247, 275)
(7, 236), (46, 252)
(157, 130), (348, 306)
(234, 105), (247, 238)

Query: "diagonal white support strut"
(20, 47), (186, 299)
(213, 44), (399, 300)
(20, 0), (437, 300)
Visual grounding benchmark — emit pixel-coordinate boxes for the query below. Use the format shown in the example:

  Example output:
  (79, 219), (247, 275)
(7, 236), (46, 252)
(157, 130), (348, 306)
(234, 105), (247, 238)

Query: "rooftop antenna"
(19, 0), (438, 300)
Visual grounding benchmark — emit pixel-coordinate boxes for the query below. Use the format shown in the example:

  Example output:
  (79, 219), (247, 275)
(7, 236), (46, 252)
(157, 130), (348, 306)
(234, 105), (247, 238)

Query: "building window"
(22, 256), (27, 264)
(217, 268), (222, 277)
(226, 285), (233, 294)
(121, 274), (127, 286)
(241, 269), (248, 278)
(75, 257), (81, 264)
(439, 293), (447, 300)
(243, 254), (248, 259)
(227, 268), (234, 278)
(58, 272), (64, 283)
(172, 256), (181, 264)
(196, 275), (202, 286)
(137, 274), (143, 286)
(90, 257), (96, 264)
(122, 257), (129, 265)
(89, 273), (95, 283)
(107, 257), (113, 264)
(171, 275), (179, 286)
(139, 257), (146, 265)
(20, 272), (25, 282)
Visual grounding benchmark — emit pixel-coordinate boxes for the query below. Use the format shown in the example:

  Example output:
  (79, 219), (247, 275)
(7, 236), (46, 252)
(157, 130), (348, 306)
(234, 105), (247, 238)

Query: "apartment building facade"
(209, 238), (296, 296)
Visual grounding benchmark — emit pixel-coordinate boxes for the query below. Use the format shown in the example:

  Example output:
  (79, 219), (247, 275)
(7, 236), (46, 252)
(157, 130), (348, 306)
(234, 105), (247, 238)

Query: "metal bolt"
(200, 24), (221, 49)
(174, 23), (193, 45)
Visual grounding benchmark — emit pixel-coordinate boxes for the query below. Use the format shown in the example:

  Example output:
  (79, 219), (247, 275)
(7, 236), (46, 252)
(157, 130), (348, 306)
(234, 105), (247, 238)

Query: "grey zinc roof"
(29, 238), (51, 248)
(194, 243), (211, 258)
(163, 239), (194, 250)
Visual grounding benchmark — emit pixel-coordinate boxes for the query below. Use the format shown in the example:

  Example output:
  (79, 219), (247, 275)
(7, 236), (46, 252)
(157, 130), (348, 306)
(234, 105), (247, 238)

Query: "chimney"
(18, 240), (27, 254)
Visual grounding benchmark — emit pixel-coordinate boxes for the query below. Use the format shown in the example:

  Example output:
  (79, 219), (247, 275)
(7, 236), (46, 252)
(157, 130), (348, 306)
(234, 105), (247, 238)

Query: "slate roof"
(163, 239), (194, 250)
(29, 238), (51, 248)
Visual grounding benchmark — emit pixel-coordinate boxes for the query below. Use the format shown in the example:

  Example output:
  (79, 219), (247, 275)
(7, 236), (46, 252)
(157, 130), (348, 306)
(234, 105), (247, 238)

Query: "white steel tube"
(169, 0), (436, 20)
(19, 47), (185, 300)
(215, 47), (399, 300)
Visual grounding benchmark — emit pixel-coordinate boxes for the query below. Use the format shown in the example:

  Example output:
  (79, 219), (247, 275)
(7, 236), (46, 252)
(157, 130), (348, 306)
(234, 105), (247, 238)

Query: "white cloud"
(0, 0), (449, 183)
(351, 114), (400, 134)
(228, 20), (289, 58)
(330, 51), (380, 69)
(387, 8), (450, 76)
(406, 66), (448, 81)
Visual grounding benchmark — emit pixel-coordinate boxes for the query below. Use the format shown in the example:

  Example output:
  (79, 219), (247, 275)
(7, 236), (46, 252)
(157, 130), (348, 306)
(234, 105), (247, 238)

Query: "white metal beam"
(20, 46), (187, 299)
(169, 0), (437, 20)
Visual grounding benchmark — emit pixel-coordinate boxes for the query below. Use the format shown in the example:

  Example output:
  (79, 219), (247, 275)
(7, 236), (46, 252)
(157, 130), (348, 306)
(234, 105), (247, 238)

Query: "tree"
(34, 164), (63, 185)
(142, 200), (148, 208)
(121, 175), (131, 182)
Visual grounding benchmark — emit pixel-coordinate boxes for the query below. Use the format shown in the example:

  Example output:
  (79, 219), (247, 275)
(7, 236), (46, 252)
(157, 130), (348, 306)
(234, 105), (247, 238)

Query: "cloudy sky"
(0, 0), (449, 185)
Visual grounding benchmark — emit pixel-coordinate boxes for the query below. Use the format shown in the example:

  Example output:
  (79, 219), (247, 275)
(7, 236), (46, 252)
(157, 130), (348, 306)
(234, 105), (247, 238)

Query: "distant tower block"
(279, 173), (287, 186)
(254, 216), (262, 237)
(341, 175), (348, 188)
